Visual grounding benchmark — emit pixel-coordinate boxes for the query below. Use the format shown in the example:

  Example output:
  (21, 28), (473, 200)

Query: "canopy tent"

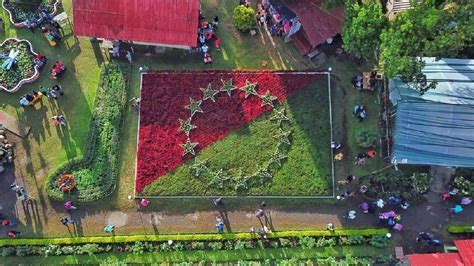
(390, 58), (474, 168)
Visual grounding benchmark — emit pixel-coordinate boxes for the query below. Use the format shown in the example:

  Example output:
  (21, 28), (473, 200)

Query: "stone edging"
(0, 38), (40, 93)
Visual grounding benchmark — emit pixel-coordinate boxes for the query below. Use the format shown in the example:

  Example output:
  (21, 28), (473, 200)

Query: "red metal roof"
(407, 253), (464, 266)
(72, 0), (199, 47)
(283, 0), (344, 48)
(455, 239), (474, 266)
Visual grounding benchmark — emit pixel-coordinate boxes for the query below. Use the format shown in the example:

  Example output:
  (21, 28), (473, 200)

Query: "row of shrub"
(447, 225), (473, 234)
(45, 63), (128, 201)
(226, 255), (394, 266)
(0, 228), (387, 246)
(0, 234), (391, 258)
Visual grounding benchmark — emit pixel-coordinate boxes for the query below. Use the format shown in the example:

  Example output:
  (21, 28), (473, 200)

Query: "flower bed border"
(0, 38), (40, 93)
(2, 0), (61, 28)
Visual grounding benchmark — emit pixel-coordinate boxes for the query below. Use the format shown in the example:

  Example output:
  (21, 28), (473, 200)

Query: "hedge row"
(0, 234), (391, 258)
(447, 225), (473, 234)
(0, 228), (387, 247)
(45, 63), (129, 202)
(1, 246), (393, 265)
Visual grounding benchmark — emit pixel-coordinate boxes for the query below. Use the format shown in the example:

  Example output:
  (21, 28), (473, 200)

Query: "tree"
(232, 5), (256, 32)
(379, 1), (473, 93)
(342, 0), (387, 59)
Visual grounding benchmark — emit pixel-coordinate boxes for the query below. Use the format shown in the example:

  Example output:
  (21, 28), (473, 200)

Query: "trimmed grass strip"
(0, 228), (388, 246)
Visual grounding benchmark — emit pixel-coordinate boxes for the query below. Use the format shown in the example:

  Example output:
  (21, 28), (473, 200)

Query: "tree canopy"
(342, 0), (387, 60)
(232, 5), (256, 32)
(343, 0), (474, 93)
(380, 1), (473, 77)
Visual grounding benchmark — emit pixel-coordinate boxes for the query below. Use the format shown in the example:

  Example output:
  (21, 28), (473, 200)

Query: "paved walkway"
(0, 164), (472, 255)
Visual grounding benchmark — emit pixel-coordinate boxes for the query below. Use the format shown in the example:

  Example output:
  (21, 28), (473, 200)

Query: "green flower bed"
(45, 63), (128, 201)
(0, 38), (38, 92)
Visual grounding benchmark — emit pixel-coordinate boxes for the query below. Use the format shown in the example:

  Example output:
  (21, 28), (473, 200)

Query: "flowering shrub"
(136, 71), (318, 192)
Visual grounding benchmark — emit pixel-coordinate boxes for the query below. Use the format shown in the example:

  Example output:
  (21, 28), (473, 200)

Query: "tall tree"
(379, 0), (473, 93)
(342, 0), (387, 60)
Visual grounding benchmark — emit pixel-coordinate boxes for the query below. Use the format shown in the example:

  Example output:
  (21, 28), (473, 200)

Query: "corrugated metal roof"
(72, 0), (199, 47)
(455, 239), (474, 266)
(391, 101), (474, 167)
(407, 253), (464, 266)
(389, 58), (474, 106)
(283, 0), (344, 48)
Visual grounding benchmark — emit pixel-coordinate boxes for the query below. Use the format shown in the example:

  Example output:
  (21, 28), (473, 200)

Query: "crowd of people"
(196, 14), (221, 65)
(50, 60), (66, 79)
(19, 83), (64, 107)
(111, 40), (134, 64)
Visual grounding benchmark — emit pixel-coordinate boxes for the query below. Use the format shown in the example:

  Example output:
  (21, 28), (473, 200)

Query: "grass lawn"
(0, 0), (101, 203)
(0, 0), (387, 236)
(1, 246), (391, 264)
(140, 76), (333, 197)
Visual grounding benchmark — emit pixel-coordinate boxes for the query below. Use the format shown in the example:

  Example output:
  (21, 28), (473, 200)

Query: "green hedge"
(447, 225), (473, 234)
(45, 63), (128, 202)
(1, 246), (392, 264)
(0, 228), (387, 247)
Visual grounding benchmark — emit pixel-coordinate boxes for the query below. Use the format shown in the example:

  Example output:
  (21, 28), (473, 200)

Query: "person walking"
(140, 198), (150, 207)
(7, 230), (22, 238)
(104, 225), (115, 233)
(60, 217), (75, 226)
(346, 210), (357, 220)
(126, 50), (133, 64)
(326, 223), (335, 232)
(64, 200), (77, 211)
(338, 175), (356, 185)
(259, 14), (265, 27)
(215, 36), (221, 51)
(460, 197), (472, 205)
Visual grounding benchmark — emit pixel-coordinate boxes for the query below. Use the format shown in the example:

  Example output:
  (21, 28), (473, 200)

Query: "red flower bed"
(136, 71), (319, 192)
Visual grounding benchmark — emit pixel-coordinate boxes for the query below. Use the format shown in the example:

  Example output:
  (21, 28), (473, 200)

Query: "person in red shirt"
(215, 36), (221, 51)
(7, 230), (21, 238)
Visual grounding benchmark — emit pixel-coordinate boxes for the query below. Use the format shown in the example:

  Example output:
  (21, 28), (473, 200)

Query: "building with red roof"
(267, 0), (344, 55)
(72, 0), (199, 49)
(406, 239), (474, 266)
(283, 0), (344, 55)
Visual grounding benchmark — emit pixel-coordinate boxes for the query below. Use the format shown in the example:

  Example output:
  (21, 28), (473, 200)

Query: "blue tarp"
(390, 58), (474, 168)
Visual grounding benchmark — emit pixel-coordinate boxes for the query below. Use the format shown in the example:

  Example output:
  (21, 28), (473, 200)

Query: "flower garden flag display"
(136, 71), (318, 193)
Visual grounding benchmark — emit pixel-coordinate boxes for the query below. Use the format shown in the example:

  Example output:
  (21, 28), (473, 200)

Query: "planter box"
(0, 38), (40, 93)
(2, 0), (60, 28)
